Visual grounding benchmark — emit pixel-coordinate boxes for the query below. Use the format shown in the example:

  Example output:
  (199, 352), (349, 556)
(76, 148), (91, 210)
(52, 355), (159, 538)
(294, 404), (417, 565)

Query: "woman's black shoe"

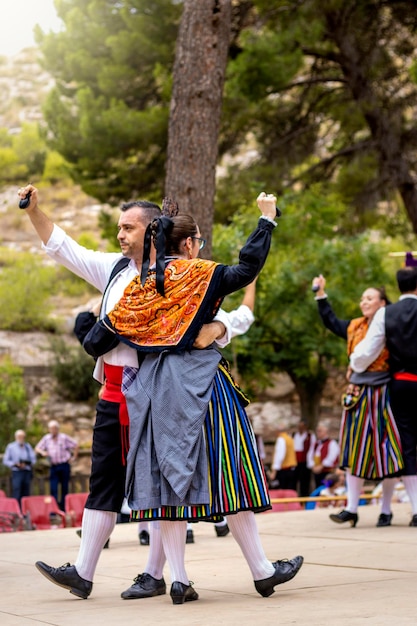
(376, 513), (393, 527)
(139, 530), (150, 545)
(170, 581), (199, 604)
(329, 510), (358, 527)
(254, 556), (304, 597)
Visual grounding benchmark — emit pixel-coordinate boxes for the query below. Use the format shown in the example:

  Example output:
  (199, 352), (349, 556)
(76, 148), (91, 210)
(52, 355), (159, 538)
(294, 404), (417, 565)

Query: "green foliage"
(98, 209), (120, 251)
(220, 0), (417, 234)
(0, 123), (49, 185)
(42, 150), (73, 184)
(0, 251), (56, 331)
(12, 123), (48, 180)
(0, 358), (28, 452)
(48, 336), (100, 402)
(37, 0), (181, 202)
(0, 146), (26, 183)
(77, 232), (99, 251)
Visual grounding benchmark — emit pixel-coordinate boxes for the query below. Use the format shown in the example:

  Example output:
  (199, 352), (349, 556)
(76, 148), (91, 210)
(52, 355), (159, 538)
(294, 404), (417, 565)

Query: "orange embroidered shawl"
(347, 317), (389, 372)
(107, 258), (222, 351)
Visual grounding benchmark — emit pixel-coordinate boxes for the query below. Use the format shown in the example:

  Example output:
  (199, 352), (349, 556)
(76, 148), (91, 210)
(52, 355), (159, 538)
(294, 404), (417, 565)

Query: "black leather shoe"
(139, 530), (150, 546)
(409, 514), (417, 527)
(121, 572), (166, 599)
(35, 561), (92, 599)
(186, 529), (194, 544)
(170, 581), (199, 604)
(215, 523), (230, 537)
(376, 513), (393, 527)
(329, 510), (358, 527)
(254, 556), (304, 597)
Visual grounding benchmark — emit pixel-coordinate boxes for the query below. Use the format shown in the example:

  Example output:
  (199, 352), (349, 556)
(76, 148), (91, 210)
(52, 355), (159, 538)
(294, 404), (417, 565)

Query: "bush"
(0, 251), (56, 331)
(0, 358), (28, 451)
(49, 337), (100, 402)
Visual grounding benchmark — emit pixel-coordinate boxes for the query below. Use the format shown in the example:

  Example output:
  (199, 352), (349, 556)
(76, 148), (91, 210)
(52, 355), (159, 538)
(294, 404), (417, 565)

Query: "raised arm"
(312, 275), (350, 340)
(217, 193), (278, 297)
(18, 184), (54, 244)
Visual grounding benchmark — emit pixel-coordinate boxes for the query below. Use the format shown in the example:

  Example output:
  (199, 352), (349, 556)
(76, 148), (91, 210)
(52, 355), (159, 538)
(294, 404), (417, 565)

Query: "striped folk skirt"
(339, 383), (404, 480)
(134, 365), (271, 521)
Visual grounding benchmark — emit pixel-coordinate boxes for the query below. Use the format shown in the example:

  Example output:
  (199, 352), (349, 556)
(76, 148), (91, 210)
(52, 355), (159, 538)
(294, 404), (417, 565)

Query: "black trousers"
(295, 462), (312, 497)
(276, 467), (297, 491)
(85, 398), (127, 512)
(390, 379), (417, 475)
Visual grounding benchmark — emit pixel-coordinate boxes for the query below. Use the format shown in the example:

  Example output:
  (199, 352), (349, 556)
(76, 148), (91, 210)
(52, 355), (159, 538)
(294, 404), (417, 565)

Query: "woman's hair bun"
(162, 197), (179, 217)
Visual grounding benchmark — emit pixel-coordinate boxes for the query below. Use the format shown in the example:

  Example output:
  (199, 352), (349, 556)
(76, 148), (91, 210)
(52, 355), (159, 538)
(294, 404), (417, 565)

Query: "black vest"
(385, 297), (417, 374)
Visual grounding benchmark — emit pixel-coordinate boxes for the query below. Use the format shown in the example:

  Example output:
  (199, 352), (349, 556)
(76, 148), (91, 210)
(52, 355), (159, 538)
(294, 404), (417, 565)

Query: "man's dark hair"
(396, 266), (417, 293)
(120, 200), (161, 222)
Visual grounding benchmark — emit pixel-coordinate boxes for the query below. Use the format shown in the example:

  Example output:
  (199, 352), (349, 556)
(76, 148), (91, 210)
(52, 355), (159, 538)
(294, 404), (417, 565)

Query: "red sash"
(393, 372), (417, 382)
(101, 364), (129, 464)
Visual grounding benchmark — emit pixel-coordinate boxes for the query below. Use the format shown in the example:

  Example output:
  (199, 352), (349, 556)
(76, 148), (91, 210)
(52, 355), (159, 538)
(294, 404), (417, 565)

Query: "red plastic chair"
(21, 495), (66, 529)
(0, 496), (25, 531)
(65, 492), (89, 527)
(268, 489), (303, 512)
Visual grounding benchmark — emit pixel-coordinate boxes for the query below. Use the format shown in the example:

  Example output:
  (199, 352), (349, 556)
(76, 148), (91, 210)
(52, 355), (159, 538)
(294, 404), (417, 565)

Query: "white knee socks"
(159, 520), (189, 585)
(74, 508), (117, 582)
(345, 472), (364, 513)
(402, 475), (417, 515)
(144, 522), (166, 580)
(226, 511), (275, 580)
(380, 478), (397, 515)
(137, 520), (149, 535)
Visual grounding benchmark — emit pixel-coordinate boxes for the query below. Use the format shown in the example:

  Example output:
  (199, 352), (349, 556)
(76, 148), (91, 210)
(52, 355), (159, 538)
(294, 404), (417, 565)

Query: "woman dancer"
(85, 193), (303, 603)
(312, 275), (403, 527)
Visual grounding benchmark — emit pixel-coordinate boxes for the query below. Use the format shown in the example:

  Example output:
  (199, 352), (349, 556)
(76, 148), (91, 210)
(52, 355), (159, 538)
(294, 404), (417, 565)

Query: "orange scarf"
(108, 258), (221, 350)
(347, 317), (389, 372)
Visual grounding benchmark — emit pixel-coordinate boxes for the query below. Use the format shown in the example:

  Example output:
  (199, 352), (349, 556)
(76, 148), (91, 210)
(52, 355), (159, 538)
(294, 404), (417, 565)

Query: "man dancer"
(350, 266), (417, 526)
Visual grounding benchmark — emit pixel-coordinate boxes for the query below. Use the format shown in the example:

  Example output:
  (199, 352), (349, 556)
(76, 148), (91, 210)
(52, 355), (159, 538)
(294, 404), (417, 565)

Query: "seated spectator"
(305, 471), (346, 510)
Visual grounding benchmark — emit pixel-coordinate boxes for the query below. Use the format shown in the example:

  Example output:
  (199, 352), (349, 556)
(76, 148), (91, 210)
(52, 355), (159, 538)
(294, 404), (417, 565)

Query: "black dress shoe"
(409, 514), (417, 527)
(121, 572), (166, 599)
(139, 530), (150, 545)
(215, 523), (230, 537)
(329, 510), (358, 527)
(186, 529), (194, 544)
(376, 513), (393, 527)
(254, 556), (304, 597)
(35, 561), (92, 599)
(170, 581), (199, 604)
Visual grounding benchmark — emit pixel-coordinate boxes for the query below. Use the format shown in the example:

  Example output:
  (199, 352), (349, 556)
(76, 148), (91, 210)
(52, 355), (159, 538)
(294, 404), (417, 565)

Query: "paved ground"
(1, 502), (416, 626)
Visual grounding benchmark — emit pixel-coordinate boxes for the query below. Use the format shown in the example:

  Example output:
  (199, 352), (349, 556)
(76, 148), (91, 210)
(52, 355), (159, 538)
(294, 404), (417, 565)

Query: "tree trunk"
(290, 374), (327, 431)
(165, 0), (232, 257)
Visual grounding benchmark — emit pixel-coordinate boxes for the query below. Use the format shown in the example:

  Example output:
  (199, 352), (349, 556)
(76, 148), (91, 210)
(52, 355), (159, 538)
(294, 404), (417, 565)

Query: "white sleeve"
(272, 438), (286, 470)
(214, 305), (255, 348)
(350, 308), (386, 372)
(306, 444), (315, 469)
(42, 225), (123, 292)
(322, 440), (340, 467)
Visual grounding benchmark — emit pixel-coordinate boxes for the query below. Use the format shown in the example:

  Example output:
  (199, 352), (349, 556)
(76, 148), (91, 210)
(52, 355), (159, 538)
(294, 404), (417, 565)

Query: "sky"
(0, 0), (61, 57)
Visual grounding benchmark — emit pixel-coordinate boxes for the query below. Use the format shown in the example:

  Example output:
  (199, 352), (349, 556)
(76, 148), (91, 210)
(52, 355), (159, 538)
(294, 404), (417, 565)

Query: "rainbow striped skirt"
(134, 364), (271, 521)
(339, 383), (404, 480)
